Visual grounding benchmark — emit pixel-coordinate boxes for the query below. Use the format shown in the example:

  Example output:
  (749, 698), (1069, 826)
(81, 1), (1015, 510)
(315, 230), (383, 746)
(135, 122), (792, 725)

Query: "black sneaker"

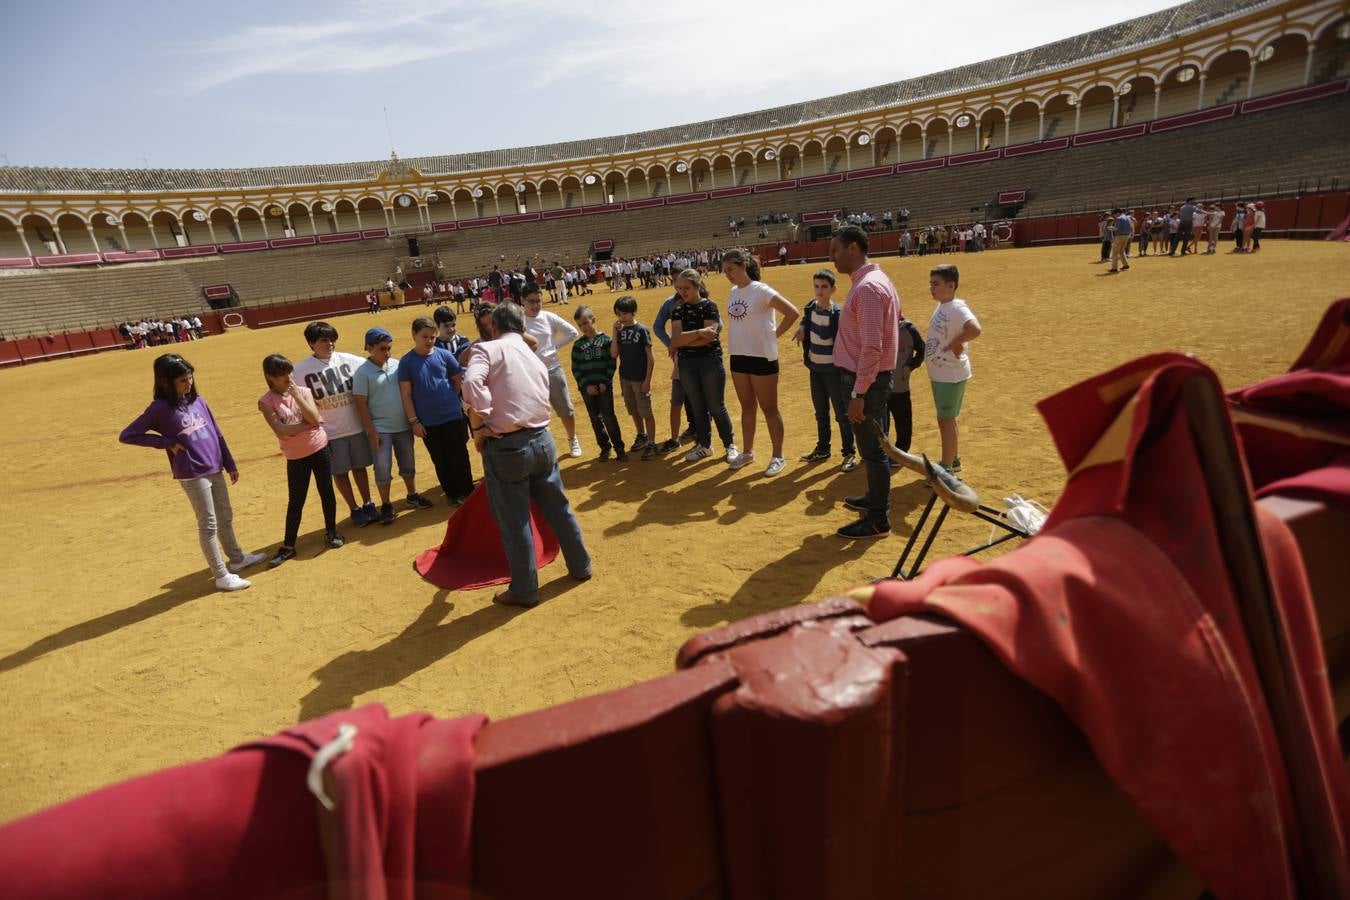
(325, 530), (345, 549)
(654, 438), (680, 455)
(350, 506), (369, 527)
(951, 457), (963, 473)
(837, 519), (891, 540)
(268, 546), (297, 567)
(378, 503), (395, 525)
(843, 495), (869, 512)
(599, 447), (612, 461)
(641, 443), (657, 461)
(405, 493), (433, 509)
(360, 501), (378, 524)
(616, 449), (629, 462)
(678, 427), (696, 445)
(800, 447), (830, 462)
(630, 434), (649, 451)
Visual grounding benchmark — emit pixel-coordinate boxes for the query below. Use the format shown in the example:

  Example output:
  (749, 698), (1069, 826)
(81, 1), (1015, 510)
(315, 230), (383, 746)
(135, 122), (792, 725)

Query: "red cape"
(414, 482), (560, 590)
(869, 353), (1350, 900)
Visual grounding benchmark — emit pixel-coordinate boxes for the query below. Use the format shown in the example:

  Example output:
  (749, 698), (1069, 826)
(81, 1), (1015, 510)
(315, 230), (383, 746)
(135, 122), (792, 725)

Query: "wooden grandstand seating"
(1, 94), (1346, 339)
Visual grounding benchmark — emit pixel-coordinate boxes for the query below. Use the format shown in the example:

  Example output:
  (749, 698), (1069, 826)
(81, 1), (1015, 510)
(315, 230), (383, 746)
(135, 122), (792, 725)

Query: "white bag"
(1001, 494), (1049, 537)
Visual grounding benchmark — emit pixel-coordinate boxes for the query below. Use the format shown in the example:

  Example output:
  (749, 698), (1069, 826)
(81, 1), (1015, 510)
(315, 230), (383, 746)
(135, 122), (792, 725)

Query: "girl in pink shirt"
(257, 354), (343, 566)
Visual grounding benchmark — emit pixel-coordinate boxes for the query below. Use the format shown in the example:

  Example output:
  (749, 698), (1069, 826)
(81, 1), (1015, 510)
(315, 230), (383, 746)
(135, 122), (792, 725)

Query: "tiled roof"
(0, 0), (1271, 195)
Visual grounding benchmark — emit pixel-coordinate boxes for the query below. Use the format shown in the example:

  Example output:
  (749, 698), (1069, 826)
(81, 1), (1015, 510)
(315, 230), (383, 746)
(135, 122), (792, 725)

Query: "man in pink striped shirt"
(830, 225), (900, 539)
(462, 301), (592, 607)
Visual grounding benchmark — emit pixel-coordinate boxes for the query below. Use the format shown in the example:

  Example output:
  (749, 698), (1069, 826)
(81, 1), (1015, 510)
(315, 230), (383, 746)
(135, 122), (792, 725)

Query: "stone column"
(1004, 116), (1011, 147)
(117, 223), (131, 250)
(1247, 59), (1258, 99)
(921, 126), (929, 157)
(147, 221), (160, 249)
(354, 207), (364, 229)
(1196, 74), (1207, 110)
(1073, 102), (1082, 134)
(1304, 44), (1315, 86)
(16, 227), (32, 256)
(85, 221), (100, 252)
(206, 219), (218, 244)
(307, 208), (319, 235)
(1036, 111), (1044, 141)
(1112, 95), (1120, 128)
(1153, 86), (1162, 120)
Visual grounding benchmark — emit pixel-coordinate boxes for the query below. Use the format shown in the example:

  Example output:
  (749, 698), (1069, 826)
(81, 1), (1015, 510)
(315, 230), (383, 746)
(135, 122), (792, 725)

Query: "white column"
(1004, 116), (1011, 146)
(1073, 103), (1082, 134)
(354, 207), (364, 229)
(493, 194), (502, 216)
(206, 220), (218, 244)
(282, 216), (293, 238)
(53, 226), (67, 254)
(16, 227), (32, 256)
(1304, 45), (1315, 85)
(947, 130), (953, 157)
(117, 224), (131, 250)
(625, 180), (632, 201)
(416, 204), (427, 229)
(382, 206), (392, 230)
(1196, 74), (1207, 110)
(1153, 86), (1162, 120)
(846, 144), (853, 170)
(1036, 111), (1044, 141)
(921, 126), (928, 157)
(260, 216), (270, 239)
(307, 209), (318, 235)
(147, 221), (160, 248)
(1247, 59), (1258, 99)
(754, 157), (762, 183)
(688, 170), (695, 194)
(85, 222), (99, 252)
(1112, 95), (1120, 127)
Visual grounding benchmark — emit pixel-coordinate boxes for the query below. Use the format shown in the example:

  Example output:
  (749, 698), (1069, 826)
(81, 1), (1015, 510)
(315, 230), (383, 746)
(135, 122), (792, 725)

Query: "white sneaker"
(227, 551), (267, 574)
(684, 445), (712, 462)
(765, 456), (787, 477)
(214, 573), (252, 592)
(725, 443), (740, 464)
(568, 436), (582, 458)
(728, 449), (755, 469)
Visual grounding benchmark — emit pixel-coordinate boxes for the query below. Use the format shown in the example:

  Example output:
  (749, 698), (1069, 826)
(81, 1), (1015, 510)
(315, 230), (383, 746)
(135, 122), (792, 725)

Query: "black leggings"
(284, 445), (337, 547)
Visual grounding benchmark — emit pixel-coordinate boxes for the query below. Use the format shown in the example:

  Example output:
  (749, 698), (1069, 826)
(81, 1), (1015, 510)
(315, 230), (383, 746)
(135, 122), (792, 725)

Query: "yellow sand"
(1, 241), (1345, 822)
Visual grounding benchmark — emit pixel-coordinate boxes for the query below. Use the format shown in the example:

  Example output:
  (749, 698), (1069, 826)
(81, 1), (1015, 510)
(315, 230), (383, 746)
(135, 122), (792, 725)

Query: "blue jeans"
(840, 369), (894, 525)
(808, 366), (854, 456)
(678, 355), (734, 450)
(481, 426), (591, 603)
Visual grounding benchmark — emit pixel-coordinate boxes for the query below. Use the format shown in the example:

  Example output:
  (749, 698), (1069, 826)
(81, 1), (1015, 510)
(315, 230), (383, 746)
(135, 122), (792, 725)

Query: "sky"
(0, 0), (1185, 171)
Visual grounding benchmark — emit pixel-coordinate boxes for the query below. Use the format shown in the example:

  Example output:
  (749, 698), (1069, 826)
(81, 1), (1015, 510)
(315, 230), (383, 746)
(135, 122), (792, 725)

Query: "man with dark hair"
(1176, 197), (1196, 256)
(829, 225), (900, 540)
(462, 301), (592, 607)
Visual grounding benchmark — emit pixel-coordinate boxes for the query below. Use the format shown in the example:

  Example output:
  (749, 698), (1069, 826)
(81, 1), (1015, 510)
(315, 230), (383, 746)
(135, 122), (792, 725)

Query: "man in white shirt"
(1251, 201), (1267, 253)
(522, 285), (582, 457)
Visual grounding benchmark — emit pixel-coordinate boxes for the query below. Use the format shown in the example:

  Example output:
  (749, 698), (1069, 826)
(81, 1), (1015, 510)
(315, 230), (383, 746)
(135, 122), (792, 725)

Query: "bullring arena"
(2, 1), (1350, 898)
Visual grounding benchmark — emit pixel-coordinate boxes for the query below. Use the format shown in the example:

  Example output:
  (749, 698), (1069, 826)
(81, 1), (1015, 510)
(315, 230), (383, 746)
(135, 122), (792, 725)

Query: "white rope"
(306, 723), (358, 812)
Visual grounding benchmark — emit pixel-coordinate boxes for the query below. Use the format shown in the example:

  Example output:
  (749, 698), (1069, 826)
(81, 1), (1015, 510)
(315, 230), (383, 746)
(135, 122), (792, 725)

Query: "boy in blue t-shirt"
(792, 270), (857, 471)
(397, 316), (475, 506)
(610, 295), (657, 460)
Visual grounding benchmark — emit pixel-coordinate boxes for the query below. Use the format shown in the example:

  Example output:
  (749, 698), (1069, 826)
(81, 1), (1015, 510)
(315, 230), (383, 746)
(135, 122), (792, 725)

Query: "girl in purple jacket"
(119, 354), (264, 591)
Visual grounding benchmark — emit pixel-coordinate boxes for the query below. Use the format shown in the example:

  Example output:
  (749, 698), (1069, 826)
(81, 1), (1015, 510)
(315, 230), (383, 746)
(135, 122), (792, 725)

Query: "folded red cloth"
(415, 482), (560, 590)
(869, 353), (1350, 900)
(1230, 298), (1350, 504)
(0, 704), (487, 900)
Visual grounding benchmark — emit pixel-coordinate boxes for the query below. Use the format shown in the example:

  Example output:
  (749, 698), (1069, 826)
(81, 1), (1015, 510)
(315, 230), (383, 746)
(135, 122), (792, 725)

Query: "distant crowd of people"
(1097, 198), (1268, 273)
(119, 316), (206, 348)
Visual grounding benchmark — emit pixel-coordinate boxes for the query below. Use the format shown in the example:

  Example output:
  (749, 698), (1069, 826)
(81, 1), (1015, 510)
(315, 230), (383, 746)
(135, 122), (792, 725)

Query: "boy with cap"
(353, 326), (434, 524)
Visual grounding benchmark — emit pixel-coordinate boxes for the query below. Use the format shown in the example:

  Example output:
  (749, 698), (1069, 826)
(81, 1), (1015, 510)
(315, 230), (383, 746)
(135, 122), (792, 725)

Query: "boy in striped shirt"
(792, 270), (858, 471)
(571, 306), (627, 461)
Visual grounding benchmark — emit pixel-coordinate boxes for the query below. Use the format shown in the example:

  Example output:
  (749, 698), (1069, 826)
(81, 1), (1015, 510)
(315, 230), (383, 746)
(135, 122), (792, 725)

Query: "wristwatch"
(850, 391), (864, 399)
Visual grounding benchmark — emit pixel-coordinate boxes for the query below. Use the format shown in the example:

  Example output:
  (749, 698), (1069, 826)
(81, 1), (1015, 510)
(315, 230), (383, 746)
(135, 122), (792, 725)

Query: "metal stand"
(890, 491), (1033, 580)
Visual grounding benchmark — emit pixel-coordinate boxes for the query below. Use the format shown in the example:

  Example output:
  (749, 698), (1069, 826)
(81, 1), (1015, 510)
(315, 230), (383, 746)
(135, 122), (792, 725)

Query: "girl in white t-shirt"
(721, 250), (800, 477)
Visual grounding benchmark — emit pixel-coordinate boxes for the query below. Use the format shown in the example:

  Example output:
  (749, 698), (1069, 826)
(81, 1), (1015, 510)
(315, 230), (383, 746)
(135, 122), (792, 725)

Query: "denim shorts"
(373, 429), (415, 485)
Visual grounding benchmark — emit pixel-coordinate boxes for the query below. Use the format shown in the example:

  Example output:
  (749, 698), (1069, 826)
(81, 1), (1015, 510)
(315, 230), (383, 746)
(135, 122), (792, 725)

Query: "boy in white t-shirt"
(292, 321), (379, 526)
(522, 285), (583, 457)
(923, 265), (982, 474)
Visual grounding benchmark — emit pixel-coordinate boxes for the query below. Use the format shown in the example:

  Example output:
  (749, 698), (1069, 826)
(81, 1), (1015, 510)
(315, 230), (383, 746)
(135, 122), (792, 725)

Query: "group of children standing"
(119, 257), (982, 592)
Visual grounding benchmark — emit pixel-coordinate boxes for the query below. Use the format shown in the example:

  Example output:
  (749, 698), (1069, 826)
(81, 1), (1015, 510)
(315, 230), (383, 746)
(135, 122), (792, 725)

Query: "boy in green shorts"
(924, 265), (981, 474)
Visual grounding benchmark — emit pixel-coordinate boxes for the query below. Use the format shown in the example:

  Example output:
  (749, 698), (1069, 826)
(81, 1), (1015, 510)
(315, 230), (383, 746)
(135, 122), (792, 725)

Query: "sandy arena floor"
(1, 241), (1345, 821)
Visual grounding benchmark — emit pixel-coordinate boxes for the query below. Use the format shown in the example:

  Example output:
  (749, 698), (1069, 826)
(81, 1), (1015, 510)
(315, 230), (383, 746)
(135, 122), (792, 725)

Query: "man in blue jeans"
(461, 302), (591, 607)
(828, 225), (901, 539)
